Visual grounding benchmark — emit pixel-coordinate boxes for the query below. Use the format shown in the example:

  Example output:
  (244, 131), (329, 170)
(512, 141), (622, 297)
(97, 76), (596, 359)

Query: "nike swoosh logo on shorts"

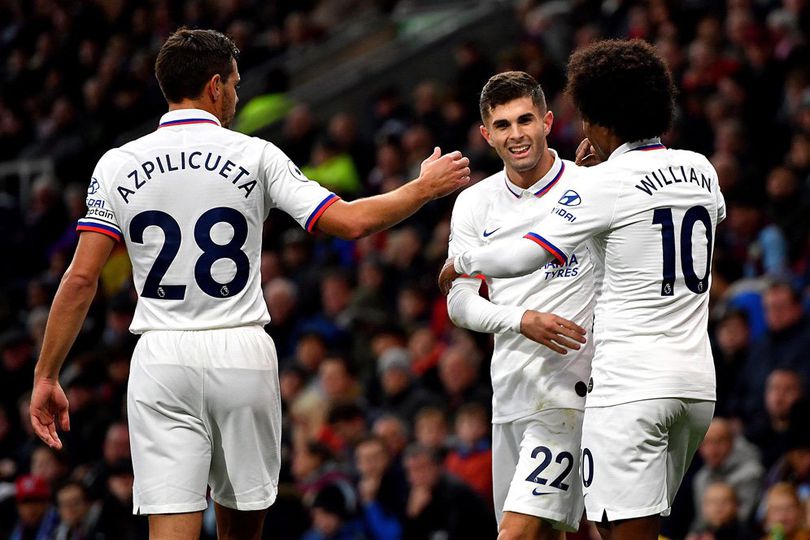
(532, 487), (554, 496)
(483, 228), (500, 237)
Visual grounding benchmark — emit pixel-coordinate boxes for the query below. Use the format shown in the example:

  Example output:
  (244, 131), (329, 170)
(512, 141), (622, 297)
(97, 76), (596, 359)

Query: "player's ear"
(208, 74), (222, 102)
(480, 124), (494, 148)
(543, 110), (553, 136)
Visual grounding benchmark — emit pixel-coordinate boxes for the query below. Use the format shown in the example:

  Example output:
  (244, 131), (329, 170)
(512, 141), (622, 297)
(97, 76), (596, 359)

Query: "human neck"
(168, 99), (220, 122)
(506, 148), (554, 189)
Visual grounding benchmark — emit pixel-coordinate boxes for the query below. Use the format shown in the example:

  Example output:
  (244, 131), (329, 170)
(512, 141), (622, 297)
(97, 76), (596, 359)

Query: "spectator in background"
(746, 369), (805, 469)
(761, 400), (810, 510)
(436, 345), (491, 415)
(9, 474), (59, 540)
(29, 445), (68, 490)
(371, 415), (409, 467)
(713, 309), (751, 417)
(375, 347), (440, 424)
(760, 483), (810, 540)
(302, 137), (362, 196)
(693, 418), (764, 530)
(413, 406), (449, 456)
(737, 281), (810, 419)
(443, 402), (492, 503)
(354, 436), (406, 540)
(687, 482), (749, 540)
(401, 443), (495, 539)
(53, 481), (101, 540)
(302, 483), (365, 540)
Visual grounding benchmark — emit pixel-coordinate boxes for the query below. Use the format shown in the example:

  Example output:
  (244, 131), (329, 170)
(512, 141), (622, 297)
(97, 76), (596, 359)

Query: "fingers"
(422, 146), (441, 164)
(438, 258), (458, 295)
(553, 317), (587, 343)
(539, 338), (567, 355)
(31, 411), (62, 450)
(59, 408), (71, 432)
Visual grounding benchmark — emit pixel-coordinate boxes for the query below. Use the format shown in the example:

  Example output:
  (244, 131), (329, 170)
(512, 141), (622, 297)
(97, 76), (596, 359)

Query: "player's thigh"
(493, 422), (522, 523)
(502, 409), (584, 533)
(581, 398), (701, 522)
(204, 327), (282, 510)
(665, 399), (714, 505)
(128, 334), (212, 514)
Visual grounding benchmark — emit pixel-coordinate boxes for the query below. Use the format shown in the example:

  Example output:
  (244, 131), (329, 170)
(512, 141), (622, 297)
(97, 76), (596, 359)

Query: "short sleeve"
(261, 143), (340, 232)
(716, 185), (726, 223)
(76, 158), (123, 241)
(524, 167), (618, 264)
(448, 190), (484, 259)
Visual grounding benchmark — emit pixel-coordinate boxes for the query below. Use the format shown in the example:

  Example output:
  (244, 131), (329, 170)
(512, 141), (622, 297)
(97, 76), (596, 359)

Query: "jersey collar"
(608, 138), (666, 160)
(503, 149), (565, 199)
(158, 108), (222, 128)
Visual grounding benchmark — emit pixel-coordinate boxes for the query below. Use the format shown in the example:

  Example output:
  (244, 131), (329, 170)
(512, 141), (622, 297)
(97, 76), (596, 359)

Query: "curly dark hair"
(155, 27), (240, 103)
(565, 39), (675, 142)
(479, 71), (546, 123)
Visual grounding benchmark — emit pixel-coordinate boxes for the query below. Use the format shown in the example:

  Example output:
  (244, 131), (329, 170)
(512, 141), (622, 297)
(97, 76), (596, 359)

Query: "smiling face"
(481, 96), (553, 187)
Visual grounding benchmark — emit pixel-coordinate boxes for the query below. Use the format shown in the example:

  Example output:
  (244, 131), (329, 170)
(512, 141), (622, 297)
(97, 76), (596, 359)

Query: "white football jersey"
(78, 109), (337, 333)
(448, 151), (596, 422)
(525, 139), (725, 407)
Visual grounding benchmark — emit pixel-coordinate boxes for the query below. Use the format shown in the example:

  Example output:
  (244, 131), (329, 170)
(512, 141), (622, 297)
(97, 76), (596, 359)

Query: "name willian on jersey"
(635, 165), (712, 196)
(115, 150), (257, 203)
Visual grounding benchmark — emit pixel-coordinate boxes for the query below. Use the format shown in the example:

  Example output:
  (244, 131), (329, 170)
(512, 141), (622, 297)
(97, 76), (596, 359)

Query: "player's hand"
(418, 147), (471, 199)
(520, 310), (586, 354)
(438, 257), (461, 295)
(575, 138), (601, 167)
(30, 377), (70, 450)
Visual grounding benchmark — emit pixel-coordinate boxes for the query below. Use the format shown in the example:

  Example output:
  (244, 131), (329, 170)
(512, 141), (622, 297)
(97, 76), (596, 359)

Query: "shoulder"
(455, 171), (503, 207)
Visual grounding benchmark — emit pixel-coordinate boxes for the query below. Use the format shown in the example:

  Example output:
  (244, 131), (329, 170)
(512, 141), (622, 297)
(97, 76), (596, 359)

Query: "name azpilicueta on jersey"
(115, 150), (257, 203)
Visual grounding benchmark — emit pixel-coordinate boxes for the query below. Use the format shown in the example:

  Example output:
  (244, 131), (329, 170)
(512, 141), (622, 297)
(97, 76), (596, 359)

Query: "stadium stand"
(1, 0), (810, 538)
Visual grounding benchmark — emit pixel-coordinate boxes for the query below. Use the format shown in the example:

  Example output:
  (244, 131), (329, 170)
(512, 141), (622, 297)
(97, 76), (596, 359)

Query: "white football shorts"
(128, 325), (281, 514)
(493, 408), (584, 532)
(581, 398), (714, 522)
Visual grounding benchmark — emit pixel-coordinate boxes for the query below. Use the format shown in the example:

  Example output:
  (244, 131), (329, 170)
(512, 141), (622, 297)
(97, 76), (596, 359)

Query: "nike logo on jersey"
(532, 488), (554, 496)
(483, 228), (501, 237)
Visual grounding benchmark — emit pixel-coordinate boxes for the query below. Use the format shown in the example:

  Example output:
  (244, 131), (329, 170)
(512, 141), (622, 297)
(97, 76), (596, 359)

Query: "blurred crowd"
(2, 0), (810, 539)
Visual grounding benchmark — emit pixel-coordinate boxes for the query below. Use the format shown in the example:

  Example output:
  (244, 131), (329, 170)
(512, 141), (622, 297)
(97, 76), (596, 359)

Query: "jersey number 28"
(130, 207), (249, 300)
(652, 205), (713, 296)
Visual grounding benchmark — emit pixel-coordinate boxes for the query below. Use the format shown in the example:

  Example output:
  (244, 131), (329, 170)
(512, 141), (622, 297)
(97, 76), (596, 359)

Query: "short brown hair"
(479, 71), (546, 122)
(155, 27), (239, 103)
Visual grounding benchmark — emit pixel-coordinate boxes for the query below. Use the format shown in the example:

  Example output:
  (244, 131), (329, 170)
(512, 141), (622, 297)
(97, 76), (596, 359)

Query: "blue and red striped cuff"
(305, 194), (340, 232)
(76, 223), (122, 241)
(523, 232), (567, 265)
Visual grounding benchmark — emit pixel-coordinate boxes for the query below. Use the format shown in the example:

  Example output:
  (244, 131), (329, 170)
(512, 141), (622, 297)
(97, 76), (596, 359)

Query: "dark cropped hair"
(479, 71), (546, 123)
(155, 27), (239, 103)
(566, 39), (675, 142)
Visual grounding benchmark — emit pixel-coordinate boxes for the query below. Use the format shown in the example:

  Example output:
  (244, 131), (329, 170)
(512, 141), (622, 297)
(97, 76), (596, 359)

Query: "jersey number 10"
(652, 206), (713, 296)
(130, 207), (249, 300)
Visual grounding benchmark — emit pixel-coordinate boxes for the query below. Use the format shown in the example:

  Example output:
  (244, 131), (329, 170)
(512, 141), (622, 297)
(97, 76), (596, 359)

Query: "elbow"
(61, 267), (98, 297)
(446, 290), (464, 327)
(337, 219), (374, 240)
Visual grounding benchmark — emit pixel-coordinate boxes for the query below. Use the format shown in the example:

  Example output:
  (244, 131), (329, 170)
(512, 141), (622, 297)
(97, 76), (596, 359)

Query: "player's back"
(584, 142), (725, 406)
(80, 110), (334, 332)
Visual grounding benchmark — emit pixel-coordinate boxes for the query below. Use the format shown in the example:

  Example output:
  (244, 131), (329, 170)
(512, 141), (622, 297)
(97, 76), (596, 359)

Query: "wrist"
(34, 365), (60, 382)
(408, 176), (434, 205)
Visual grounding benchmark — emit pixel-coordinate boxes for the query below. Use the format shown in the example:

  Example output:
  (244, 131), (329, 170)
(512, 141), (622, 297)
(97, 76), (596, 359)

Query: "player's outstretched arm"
(438, 237), (553, 294)
(31, 231), (115, 450)
(315, 147), (470, 239)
